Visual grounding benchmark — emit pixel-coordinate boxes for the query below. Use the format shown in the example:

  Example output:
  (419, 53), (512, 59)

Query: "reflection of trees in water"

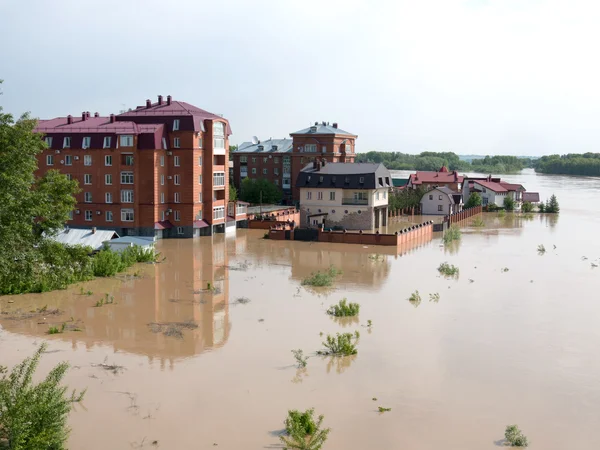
(324, 354), (357, 374)
(291, 367), (308, 384)
(540, 213), (559, 230)
(330, 316), (359, 328)
(443, 239), (461, 255)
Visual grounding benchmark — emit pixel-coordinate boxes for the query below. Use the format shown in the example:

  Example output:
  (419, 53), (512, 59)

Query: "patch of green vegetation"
(263, 232), (270, 239)
(442, 225), (461, 244)
(471, 216), (485, 227)
(318, 333), (358, 356)
(291, 349), (307, 368)
(505, 424), (529, 447)
(367, 320), (372, 328)
(408, 291), (421, 307)
(429, 293), (440, 302)
(521, 201), (533, 213)
(301, 266), (342, 287)
(79, 287), (93, 296)
(92, 245), (158, 278)
(502, 267), (510, 273)
(497, 209), (506, 218)
(280, 408), (330, 450)
(0, 343), (86, 449)
(372, 397), (377, 401)
(438, 262), (459, 278)
(326, 298), (360, 317)
(537, 244), (546, 254)
(378, 407), (391, 413)
(95, 293), (115, 307)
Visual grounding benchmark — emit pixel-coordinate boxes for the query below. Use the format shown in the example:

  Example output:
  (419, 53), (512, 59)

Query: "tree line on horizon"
(534, 153), (600, 177)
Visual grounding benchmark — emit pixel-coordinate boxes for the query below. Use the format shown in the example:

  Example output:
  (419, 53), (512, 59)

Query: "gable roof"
(409, 169), (464, 185)
(290, 123), (356, 137)
(499, 182), (525, 191)
(47, 228), (119, 250)
(523, 192), (540, 202)
(472, 180), (508, 193)
(295, 162), (392, 189)
(422, 186), (461, 205)
(236, 138), (293, 154)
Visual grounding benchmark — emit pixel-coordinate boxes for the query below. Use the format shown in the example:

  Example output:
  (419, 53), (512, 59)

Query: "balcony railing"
(342, 198), (368, 205)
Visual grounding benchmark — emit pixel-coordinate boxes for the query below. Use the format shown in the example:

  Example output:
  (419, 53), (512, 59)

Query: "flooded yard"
(2, 170), (600, 449)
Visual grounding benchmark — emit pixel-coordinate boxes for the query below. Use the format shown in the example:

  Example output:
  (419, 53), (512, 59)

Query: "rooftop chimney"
(81, 112), (86, 121)
(321, 159), (327, 166)
(314, 122), (319, 126)
(313, 160), (318, 169)
(322, 121), (326, 126)
(167, 95), (172, 105)
(67, 115), (73, 124)
(86, 111), (90, 118)
(146, 99), (152, 109)
(109, 114), (115, 123)
(158, 95), (163, 105)
(94, 112), (99, 117)
(332, 122), (338, 129)
(91, 227), (97, 234)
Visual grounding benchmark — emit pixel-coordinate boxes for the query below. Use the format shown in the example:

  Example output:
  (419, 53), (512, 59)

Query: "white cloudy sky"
(1, 0), (599, 156)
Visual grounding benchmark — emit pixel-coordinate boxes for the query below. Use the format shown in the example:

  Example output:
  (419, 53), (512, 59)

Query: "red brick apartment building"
(231, 122), (357, 202)
(34, 95), (247, 238)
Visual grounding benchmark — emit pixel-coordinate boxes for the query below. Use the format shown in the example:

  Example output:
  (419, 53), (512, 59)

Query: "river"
(1, 169), (599, 449)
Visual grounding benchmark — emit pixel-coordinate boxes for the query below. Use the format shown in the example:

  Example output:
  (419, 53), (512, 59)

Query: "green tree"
(465, 192), (482, 208)
(503, 196), (515, 211)
(0, 343), (85, 450)
(521, 201), (533, 213)
(239, 178), (282, 204)
(229, 185), (238, 202)
(546, 194), (560, 213)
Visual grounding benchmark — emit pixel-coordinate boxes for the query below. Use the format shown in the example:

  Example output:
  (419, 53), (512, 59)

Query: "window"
(429, 195), (433, 200)
(262, 168), (267, 175)
(173, 119), (180, 131)
(307, 191), (312, 200)
(213, 206), (225, 220)
(65, 155), (72, 166)
(121, 190), (134, 203)
(160, 192), (165, 203)
(84, 174), (92, 184)
(251, 168), (256, 174)
(63, 137), (71, 148)
(174, 138), (180, 148)
(322, 146), (326, 153)
(105, 174), (112, 185)
(81, 137), (90, 149)
(354, 192), (368, 201)
(123, 155), (134, 166)
(174, 192), (181, 203)
(198, 156), (203, 165)
(317, 192), (323, 200)
(213, 122), (225, 149)
(384, 191), (387, 199)
(438, 205), (443, 212)
(46, 155), (54, 166)
(105, 155), (112, 166)
(198, 137), (203, 148)
(359, 177), (364, 184)
(121, 209), (134, 221)
(45, 137), (53, 147)
(174, 156), (180, 167)
(251, 157), (256, 164)
(85, 210), (92, 221)
(120, 135), (133, 147)
(198, 175), (202, 184)
(177, 227), (184, 235)
(105, 192), (113, 203)
(106, 211), (113, 222)
(376, 192), (380, 200)
(319, 176), (324, 183)
(161, 175), (165, 186)
(84, 155), (92, 166)
(198, 192), (203, 202)
(330, 191), (335, 201)
(174, 210), (181, 221)
(439, 195), (443, 200)
(274, 168), (279, 175)
(263, 157), (268, 163)
(162, 138), (167, 150)
(66, 174), (72, 181)
(121, 171), (134, 184)
(174, 174), (181, 185)
(161, 210), (165, 221)
(103, 137), (111, 148)
(68, 210), (73, 220)
(274, 157), (279, 164)
(160, 155), (165, 167)
(213, 172), (225, 186)
(304, 144), (316, 153)
(84, 192), (92, 203)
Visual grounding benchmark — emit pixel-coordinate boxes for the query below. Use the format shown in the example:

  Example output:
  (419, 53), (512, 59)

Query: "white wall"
(421, 191), (453, 215)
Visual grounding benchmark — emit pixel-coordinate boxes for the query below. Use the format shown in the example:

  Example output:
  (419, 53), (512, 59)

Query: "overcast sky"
(1, 0), (599, 156)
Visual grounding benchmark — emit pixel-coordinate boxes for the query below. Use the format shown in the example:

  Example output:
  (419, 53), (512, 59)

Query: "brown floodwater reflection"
(1, 169), (600, 449)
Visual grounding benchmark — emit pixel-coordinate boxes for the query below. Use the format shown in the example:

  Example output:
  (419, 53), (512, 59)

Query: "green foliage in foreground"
(505, 424), (529, 447)
(92, 245), (157, 277)
(521, 201), (533, 213)
(0, 343), (85, 450)
(281, 408), (330, 450)
(301, 266), (342, 287)
(326, 298), (360, 317)
(503, 197), (515, 211)
(471, 216), (485, 227)
(318, 333), (358, 356)
(443, 225), (461, 244)
(438, 262), (459, 278)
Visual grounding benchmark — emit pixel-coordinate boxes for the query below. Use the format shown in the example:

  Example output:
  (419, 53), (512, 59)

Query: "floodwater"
(1, 169), (600, 449)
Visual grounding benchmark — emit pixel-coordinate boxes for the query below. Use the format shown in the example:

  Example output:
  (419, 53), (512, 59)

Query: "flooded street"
(2, 169), (600, 449)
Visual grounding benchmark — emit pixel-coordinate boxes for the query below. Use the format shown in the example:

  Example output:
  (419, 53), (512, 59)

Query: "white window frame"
(251, 168), (256, 174)
(177, 226), (184, 235)
(438, 205), (443, 212)
(63, 137), (71, 148)
(68, 210), (73, 220)
(120, 171), (134, 184)
(106, 211), (113, 222)
(84, 192), (92, 203)
(162, 138), (167, 150)
(81, 137), (89, 149)
(121, 209), (134, 222)
(213, 122), (225, 148)
(103, 136), (111, 149)
(240, 156), (247, 163)
(376, 192), (380, 200)
(161, 210), (165, 221)
(274, 167), (279, 175)
(198, 156), (202, 165)
(84, 210), (92, 221)
(262, 168), (267, 175)
(84, 174), (92, 185)
(304, 144), (316, 153)
(120, 135), (133, 147)
(213, 206), (225, 220)
(174, 174), (181, 185)
(46, 155), (54, 166)
(199, 175), (202, 184)
(198, 137), (203, 148)
(174, 137), (180, 148)
(174, 210), (181, 221)
(64, 155), (72, 166)
(213, 172), (225, 187)
(83, 155), (92, 166)
(198, 192), (203, 202)
(161, 175), (165, 185)
(307, 191), (312, 200)
(66, 174), (73, 181)
(160, 155), (165, 167)
(45, 137), (53, 147)
(105, 192), (113, 204)
(160, 192), (165, 204)
(330, 191), (335, 201)
(322, 146), (326, 153)
(317, 192), (323, 200)
(105, 174), (112, 185)
(105, 155), (112, 166)
(120, 190), (134, 203)
(174, 192), (181, 203)
(173, 119), (180, 131)
(174, 156), (180, 167)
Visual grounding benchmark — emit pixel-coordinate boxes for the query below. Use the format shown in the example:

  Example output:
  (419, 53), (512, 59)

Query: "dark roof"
(523, 192), (540, 202)
(392, 178), (409, 187)
(236, 138), (293, 154)
(422, 187), (461, 205)
(295, 162), (392, 189)
(290, 123), (356, 137)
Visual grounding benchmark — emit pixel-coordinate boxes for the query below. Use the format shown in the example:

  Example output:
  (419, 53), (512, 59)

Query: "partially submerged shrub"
(471, 216), (485, 227)
(378, 406), (391, 413)
(280, 408), (330, 450)
(92, 245), (157, 277)
(504, 424), (529, 447)
(318, 333), (358, 356)
(326, 298), (359, 317)
(537, 244), (546, 254)
(429, 293), (440, 302)
(47, 323), (65, 335)
(292, 349), (307, 368)
(443, 225), (461, 244)
(521, 201), (533, 213)
(301, 266), (342, 287)
(438, 262), (459, 278)
(408, 291), (421, 307)
(0, 343), (85, 449)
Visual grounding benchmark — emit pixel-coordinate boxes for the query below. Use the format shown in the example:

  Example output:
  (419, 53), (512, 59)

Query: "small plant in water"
(301, 265), (342, 287)
(367, 320), (372, 328)
(471, 216), (485, 227)
(354, 330), (360, 339)
(443, 225), (461, 244)
(502, 267), (510, 273)
(280, 408), (330, 450)
(291, 349), (308, 368)
(47, 323), (66, 335)
(326, 298), (360, 317)
(318, 333), (358, 356)
(537, 244), (546, 254)
(372, 397), (377, 401)
(408, 291), (421, 307)
(438, 262), (459, 278)
(378, 406), (391, 413)
(429, 293), (440, 302)
(504, 424), (529, 447)
(498, 209), (506, 218)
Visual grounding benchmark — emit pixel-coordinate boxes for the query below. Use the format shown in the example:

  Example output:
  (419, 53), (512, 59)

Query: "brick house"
(34, 95), (247, 238)
(231, 122), (357, 203)
(406, 166), (464, 192)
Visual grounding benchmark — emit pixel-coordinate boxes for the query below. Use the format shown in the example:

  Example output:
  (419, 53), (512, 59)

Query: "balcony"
(342, 198), (368, 205)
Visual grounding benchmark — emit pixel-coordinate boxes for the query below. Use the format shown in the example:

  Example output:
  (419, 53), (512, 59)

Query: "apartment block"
(232, 122), (357, 203)
(34, 95), (247, 238)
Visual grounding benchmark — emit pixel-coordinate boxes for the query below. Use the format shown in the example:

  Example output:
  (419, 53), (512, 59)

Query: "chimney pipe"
(313, 160), (317, 169)
(109, 114), (115, 123)
(86, 111), (90, 118)
(146, 99), (152, 109)
(158, 95), (163, 105)
(167, 95), (172, 105)
(81, 112), (86, 121)
(314, 121), (318, 126)
(94, 112), (99, 117)
(91, 227), (97, 234)
(67, 115), (73, 124)
(322, 158), (327, 166)
(332, 122), (338, 129)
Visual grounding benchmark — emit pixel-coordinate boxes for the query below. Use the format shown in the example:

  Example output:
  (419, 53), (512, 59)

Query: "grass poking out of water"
(504, 424), (529, 447)
(378, 406), (391, 413)
(326, 298), (360, 317)
(408, 291), (421, 307)
(429, 293), (440, 302)
(438, 262), (459, 278)
(301, 266), (342, 287)
(291, 349), (308, 368)
(280, 408), (331, 450)
(471, 216), (485, 227)
(317, 332), (358, 356)
(537, 244), (546, 254)
(47, 323), (66, 334)
(443, 225), (461, 244)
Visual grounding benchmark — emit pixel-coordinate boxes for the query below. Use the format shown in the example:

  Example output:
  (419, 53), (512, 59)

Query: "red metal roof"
(472, 180), (507, 192)
(35, 117), (140, 134)
(410, 169), (463, 185)
(193, 220), (210, 229)
(154, 220), (173, 230)
(499, 182), (524, 191)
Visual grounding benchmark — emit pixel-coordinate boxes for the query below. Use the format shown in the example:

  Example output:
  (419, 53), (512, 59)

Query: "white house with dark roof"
(420, 187), (463, 215)
(296, 161), (392, 230)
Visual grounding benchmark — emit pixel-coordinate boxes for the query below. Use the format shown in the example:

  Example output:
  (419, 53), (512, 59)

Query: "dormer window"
(345, 177), (350, 184)
(378, 177), (383, 187)
(272, 145), (278, 151)
(44, 137), (53, 147)
(307, 175), (311, 183)
(319, 176), (324, 183)
(359, 177), (364, 184)
(385, 177), (390, 186)
(63, 137), (71, 148)
(258, 145), (264, 151)
(103, 137), (111, 148)
(332, 176), (336, 183)
(173, 119), (180, 131)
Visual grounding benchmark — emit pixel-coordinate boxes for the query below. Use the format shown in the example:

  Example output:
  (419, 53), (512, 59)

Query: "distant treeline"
(355, 151), (533, 174)
(534, 153), (600, 176)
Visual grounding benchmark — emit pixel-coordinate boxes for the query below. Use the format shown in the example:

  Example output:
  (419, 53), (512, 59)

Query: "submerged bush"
(93, 245), (157, 277)
(537, 244), (546, 254)
(0, 343), (85, 450)
(438, 262), (459, 278)
(504, 424), (529, 447)
(281, 408), (330, 450)
(443, 225), (461, 244)
(471, 216), (485, 227)
(301, 266), (342, 287)
(326, 298), (360, 317)
(291, 349), (308, 368)
(521, 201), (533, 213)
(408, 291), (421, 307)
(318, 333), (358, 356)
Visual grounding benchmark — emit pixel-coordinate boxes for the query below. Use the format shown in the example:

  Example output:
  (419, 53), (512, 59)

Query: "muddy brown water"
(1, 169), (600, 449)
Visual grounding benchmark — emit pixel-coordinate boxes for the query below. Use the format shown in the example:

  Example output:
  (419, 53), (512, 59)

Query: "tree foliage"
(521, 201), (533, 213)
(535, 153), (600, 176)
(229, 184), (238, 202)
(388, 187), (425, 212)
(545, 194), (560, 213)
(0, 343), (85, 450)
(503, 196), (515, 211)
(239, 177), (282, 204)
(465, 192), (482, 208)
